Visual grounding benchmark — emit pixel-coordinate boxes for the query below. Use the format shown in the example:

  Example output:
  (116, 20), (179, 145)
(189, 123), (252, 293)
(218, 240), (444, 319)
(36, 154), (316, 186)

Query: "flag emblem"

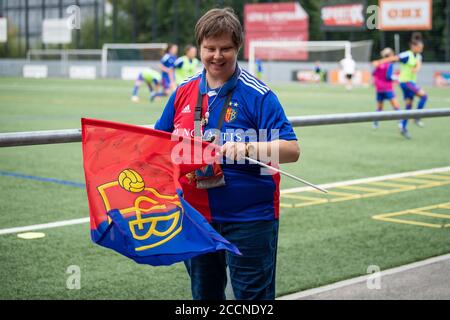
(82, 118), (240, 266)
(97, 169), (183, 251)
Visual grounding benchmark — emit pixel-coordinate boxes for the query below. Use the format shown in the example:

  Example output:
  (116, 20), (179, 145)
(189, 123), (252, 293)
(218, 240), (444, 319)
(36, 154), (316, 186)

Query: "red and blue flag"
(81, 118), (240, 266)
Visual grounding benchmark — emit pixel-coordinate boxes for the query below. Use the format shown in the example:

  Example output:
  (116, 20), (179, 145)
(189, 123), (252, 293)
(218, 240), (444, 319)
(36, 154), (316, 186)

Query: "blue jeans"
(184, 219), (279, 300)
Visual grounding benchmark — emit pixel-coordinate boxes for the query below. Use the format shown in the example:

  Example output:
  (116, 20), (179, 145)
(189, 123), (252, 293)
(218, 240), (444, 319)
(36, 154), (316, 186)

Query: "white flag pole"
(244, 157), (328, 193)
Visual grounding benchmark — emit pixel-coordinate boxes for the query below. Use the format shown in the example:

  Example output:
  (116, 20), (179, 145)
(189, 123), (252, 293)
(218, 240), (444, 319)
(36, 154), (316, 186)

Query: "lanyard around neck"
(194, 88), (233, 138)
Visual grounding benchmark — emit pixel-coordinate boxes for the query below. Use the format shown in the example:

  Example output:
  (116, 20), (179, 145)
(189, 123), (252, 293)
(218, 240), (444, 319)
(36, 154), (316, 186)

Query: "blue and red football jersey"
(155, 66), (297, 223)
(160, 53), (177, 85)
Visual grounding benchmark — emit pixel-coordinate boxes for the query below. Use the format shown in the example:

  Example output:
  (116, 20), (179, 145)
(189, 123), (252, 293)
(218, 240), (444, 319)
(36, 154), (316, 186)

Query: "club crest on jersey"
(224, 100), (238, 123)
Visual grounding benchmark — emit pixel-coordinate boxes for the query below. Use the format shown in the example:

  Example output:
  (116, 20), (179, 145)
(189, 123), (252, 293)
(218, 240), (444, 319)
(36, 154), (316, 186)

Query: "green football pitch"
(1, 77), (450, 299)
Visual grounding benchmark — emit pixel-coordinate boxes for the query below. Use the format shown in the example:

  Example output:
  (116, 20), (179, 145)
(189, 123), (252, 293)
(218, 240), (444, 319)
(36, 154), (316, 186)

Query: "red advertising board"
(244, 2), (308, 32)
(244, 2), (309, 60)
(244, 32), (309, 60)
(321, 2), (366, 30)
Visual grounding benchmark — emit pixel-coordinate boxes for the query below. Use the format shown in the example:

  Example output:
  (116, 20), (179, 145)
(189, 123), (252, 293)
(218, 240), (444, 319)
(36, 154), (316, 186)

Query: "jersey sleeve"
(256, 91), (297, 142)
(168, 55), (177, 68)
(398, 51), (410, 64)
(154, 91), (177, 132)
(386, 63), (394, 81)
(174, 57), (184, 69)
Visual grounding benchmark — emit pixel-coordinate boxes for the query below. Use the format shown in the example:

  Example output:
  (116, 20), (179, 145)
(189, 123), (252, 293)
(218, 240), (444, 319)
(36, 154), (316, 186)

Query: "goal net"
(247, 40), (373, 82)
(27, 49), (103, 62)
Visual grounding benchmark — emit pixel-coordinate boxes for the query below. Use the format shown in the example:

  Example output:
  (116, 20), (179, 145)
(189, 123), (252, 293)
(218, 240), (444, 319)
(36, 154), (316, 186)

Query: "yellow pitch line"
(280, 194), (328, 201)
(408, 202), (450, 212)
(326, 190), (361, 202)
(373, 211), (410, 218)
(367, 181), (417, 190)
(280, 170), (450, 209)
(411, 210), (450, 219)
(280, 194), (329, 208)
(392, 177), (445, 186)
(336, 185), (390, 194)
(372, 216), (444, 228)
(280, 201), (328, 208)
(372, 201), (450, 228)
(417, 174), (450, 181)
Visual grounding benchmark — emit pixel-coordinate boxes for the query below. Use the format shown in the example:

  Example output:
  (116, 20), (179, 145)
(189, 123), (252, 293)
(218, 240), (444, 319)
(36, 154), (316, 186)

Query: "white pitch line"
(281, 166), (450, 194)
(1, 166), (450, 236)
(277, 253), (450, 300)
(0, 217), (89, 235)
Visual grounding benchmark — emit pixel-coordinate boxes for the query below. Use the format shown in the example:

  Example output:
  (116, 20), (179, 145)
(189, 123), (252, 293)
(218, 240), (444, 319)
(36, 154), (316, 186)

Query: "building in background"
(0, 0), (104, 56)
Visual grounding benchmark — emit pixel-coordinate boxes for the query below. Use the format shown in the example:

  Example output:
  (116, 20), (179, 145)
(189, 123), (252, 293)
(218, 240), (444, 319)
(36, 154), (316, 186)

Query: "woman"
(371, 47), (400, 129)
(373, 33), (427, 139)
(154, 8), (300, 300)
(174, 44), (202, 86)
(130, 68), (162, 103)
(158, 43), (178, 95)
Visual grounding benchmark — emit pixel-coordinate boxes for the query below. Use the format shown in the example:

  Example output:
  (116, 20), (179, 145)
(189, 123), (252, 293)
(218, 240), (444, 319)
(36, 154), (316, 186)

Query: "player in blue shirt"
(155, 8), (299, 300)
(255, 58), (263, 80)
(154, 43), (178, 100)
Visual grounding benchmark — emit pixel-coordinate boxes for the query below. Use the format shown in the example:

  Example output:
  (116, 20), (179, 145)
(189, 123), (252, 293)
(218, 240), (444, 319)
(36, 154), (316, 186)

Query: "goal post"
(26, 49), (103, 62)
(26, 49), (103, 77)
(101, 43), (168, 78)
(248, 40), (372, 77)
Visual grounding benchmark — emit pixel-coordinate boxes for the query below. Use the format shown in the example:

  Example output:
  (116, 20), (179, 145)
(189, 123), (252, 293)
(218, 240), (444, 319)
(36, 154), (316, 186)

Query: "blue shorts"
(162, 74), (172, 89)
(400, 82), (420, 100)
(376, 91), (395, 102)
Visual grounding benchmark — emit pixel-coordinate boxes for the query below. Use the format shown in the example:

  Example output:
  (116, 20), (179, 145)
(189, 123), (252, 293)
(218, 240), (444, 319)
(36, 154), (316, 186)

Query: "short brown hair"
(184, 44), (195, 54)
(380, 47), (394, 58)
(410, 32), (423, 46)
(195, 8), (243, 50)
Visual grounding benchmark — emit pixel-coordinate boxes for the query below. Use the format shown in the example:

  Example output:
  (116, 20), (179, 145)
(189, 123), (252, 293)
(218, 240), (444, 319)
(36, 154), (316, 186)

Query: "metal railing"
(1, 109), (450, 148)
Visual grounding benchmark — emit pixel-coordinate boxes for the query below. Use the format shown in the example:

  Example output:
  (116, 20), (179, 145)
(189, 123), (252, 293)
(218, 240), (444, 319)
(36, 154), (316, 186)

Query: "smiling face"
(200, 33), (238, 87)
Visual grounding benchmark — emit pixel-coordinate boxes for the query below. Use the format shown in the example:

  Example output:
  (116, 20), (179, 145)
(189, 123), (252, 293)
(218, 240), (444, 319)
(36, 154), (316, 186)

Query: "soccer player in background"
(159, 43), (178, 94)
(339, 54), (356, 90)
(131, 68), (162, 103)
(314, 60), (322, 83)
(373, 33), (427, 139)
(371, 47), (400, 130)
(255, 58), (263, 80)
(174, 45), (202, 86)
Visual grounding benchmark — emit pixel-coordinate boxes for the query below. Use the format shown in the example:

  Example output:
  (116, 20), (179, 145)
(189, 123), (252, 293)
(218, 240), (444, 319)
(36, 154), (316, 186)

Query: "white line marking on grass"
(1, 166), (449, 236)
(277, 253), (450, 300)
(0, 217), (89, 235)
(281, 166), (450, 194)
